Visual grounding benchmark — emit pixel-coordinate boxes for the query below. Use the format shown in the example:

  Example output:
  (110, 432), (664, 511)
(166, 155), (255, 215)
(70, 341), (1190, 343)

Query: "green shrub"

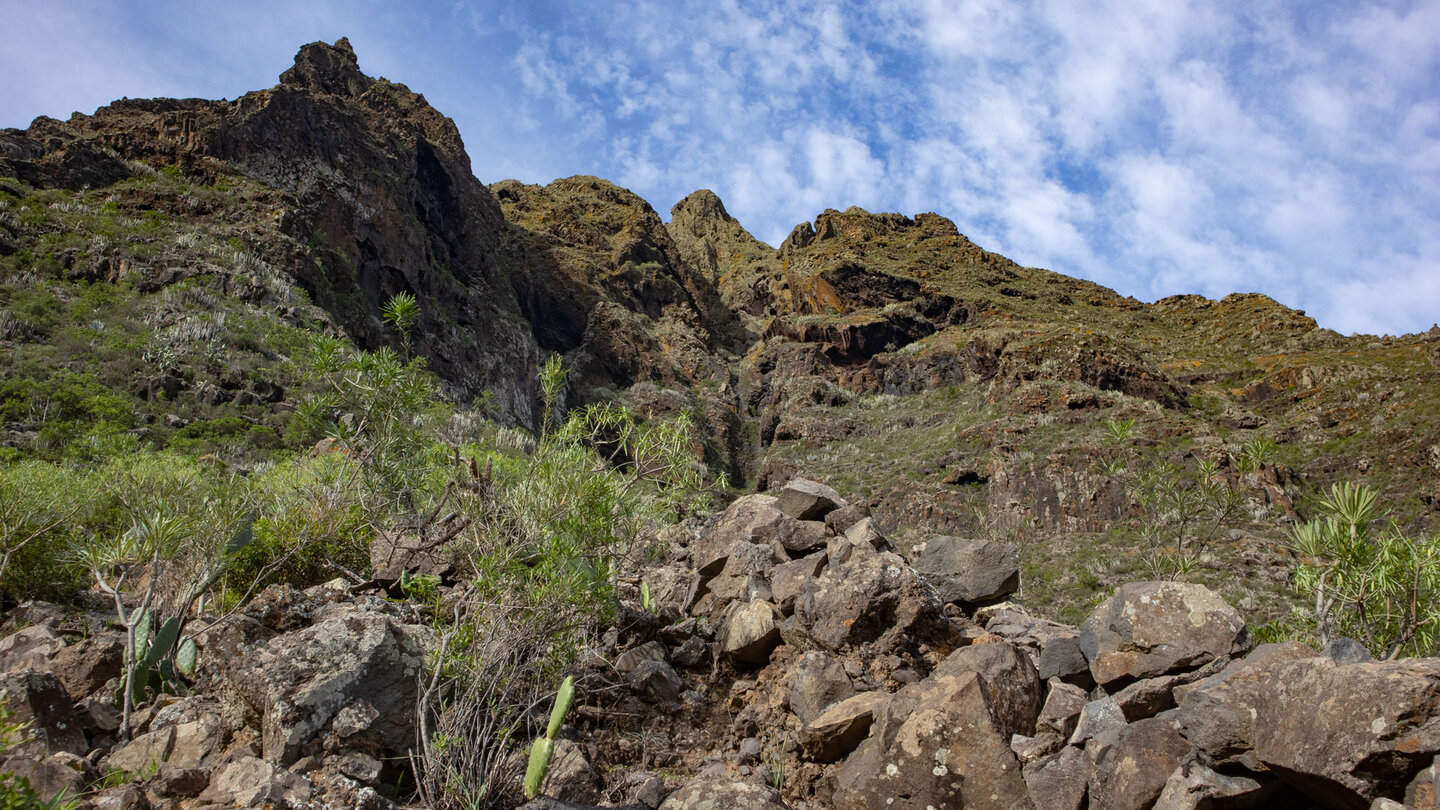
(1289, 482), (1440, 658)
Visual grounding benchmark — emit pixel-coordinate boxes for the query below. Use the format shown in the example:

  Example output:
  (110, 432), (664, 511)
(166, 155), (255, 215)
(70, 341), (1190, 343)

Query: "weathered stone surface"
(369, 528), (456, 584)
(1038, 635), (1091, 683)
(832, 642), (1039, 810)
(1037, 679), (1088, 737)
(801, 690), (886, 762)
(615, 641), (666, 675)
(1174, 641), (1317, 769)
(0, 670), (85, 756)
(1249, 657), (1440, 808)
(824, 503), (868, 535)
(1087, 717), (1191, 810)
(769, 552), (826, 614)
(49, 632), (124, 701)
(700, 541), (784, 614)
(0, 751), (90, 804)
(913, 535), (1020, 604)
(1404, 754), (1437, 810)
(691, 495), (788, 576)
(543, 738), (602, 804)
(1152, 759), (1270, 810)
(106, 725), (177, 774)
(659, 776), (787, 809)
(1024, 745), (1088, 810)
(794, 548), (944, 653)
(787, 651), (855, 725)
(0, 625), (65, 673)
(716, 600), (781, 665)
(627, 660), (685, 705)
(1080, 581), (1250, 687)
(1011, 731), (1064, 764)
(223, 604), (432, 765)
(774, 477), (846, 521)
(1069, 695), (1125, 746)
(842, 517), (887, 551)
(197, 756), (313, 807)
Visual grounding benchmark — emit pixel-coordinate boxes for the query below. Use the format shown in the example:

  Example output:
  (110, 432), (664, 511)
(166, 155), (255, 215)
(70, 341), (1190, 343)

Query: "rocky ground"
(2, 477), (1437, 809)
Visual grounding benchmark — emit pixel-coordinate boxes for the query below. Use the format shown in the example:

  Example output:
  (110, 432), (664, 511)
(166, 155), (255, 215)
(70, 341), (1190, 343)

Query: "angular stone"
(1069, 695), (1125, 746)
(197, 756), (313, 807)
(1080, 581), (1250, 687)
(659, 776), (787, 809)
(0, 670), (85, 757)
(1011, 731), (1064, 764)
(769, 552), (826, 614)
(832, 642), (1039, 810)
(0, 751), (91, 804)
(824, 503), (869, 535)
(1250, 657), (1440, 808)
(774, 477), (846, 521)
(843, 517), (887, 551)
(1087, 717), (1191, 810)
(794, 548), (945, 654)
(691, 495), (787, 576)
(716, 600), (781, 665)
(105, 725), (176, 774)
(49, 632), (124, 702)
(0, 625), (65, 673)
(787, 651), (854, 725)
(615, 641), (667, 675)
(1037, 679), (1088, 738)
(1152, 759), (1270, 810)
(1024, 745), (1088, 810)
(913, 535), (1020, 604)
(542, 738), (601, 804)
(627, 660), (685, 706)
(223, 604), (432, 765)
(802, 690), (887, 762)
(1038, 635), (1090, 683)
(1175, 641), (1317, 770)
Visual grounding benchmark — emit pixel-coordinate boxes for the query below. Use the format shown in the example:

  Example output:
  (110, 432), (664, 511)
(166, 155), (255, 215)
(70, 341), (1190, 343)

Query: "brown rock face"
(1080, 581), (1250, 687)
(1086, 717), (1191, 810)
(1247, 657), (1440, 809)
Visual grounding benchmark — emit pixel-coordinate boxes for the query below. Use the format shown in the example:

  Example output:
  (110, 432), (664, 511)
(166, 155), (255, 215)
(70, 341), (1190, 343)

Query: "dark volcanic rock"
(1080, 581), (1249, 687)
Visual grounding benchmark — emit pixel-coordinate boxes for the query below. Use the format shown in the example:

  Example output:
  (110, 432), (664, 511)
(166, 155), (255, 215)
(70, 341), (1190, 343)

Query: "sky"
(2, 1), (1437, 336)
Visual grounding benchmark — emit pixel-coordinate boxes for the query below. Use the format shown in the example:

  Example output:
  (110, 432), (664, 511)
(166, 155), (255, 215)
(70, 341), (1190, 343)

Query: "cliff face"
(3, 39), (1438, 623)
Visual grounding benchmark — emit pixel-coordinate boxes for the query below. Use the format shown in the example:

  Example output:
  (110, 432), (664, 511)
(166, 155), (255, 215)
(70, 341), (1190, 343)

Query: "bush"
(1288, 482), (1440, 658)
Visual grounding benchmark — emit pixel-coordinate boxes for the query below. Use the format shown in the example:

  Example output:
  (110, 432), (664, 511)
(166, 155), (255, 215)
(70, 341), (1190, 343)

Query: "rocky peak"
(670, 188), (735, 224)
(278, 37), (374, 98)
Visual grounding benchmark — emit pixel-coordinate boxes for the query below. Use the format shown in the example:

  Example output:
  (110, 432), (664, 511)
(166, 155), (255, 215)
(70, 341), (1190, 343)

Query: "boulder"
(1086, 717), (1191, 810)
(0, 751), (91, 804)
(0, 670), (85, 757)
(1069, 695), (1125, 746)
(691, 495), (789, 575)
(824, 503), (869, 535)
(659, 776), (786, 809)
(769, 552), (826, 614)
(223, 604), (432, 765)
(774, 477), (846, 521)
(832, 642), (1039, 810)
(369, 528), (456, 584)
(1080, 581), (1249, 687)
(1037, 679), (1088, 738)
(794, 548), (945, 653)
(0, 625), (65, 673)
(1248, 657), (1440, 808)
(716, 600), (782, 665)
(543, 738), (602, 804)
(1152, 759), (1271, 810)
(801, 690), (887, 762)
(1023, 745), (1089, 810)
(786, 651), (855, 725)
(626, 660), (685, 706)
(49, 632), (124, 702)
(913, 535), (1020, 604)
(615, 641), (666, 675)
(1174, 641), (1318, 769)
(197, 756), (313, 807)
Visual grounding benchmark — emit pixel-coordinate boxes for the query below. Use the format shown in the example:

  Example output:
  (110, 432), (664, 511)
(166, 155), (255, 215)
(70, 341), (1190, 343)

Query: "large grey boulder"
(223, 604), (433, 765)
(1086, 717), (1191, 810)
(913, 535), (1020, 604)
(832, 642), (1039, 810)
(1080, 581), (1249, 687)
(0, 625), (65, 674)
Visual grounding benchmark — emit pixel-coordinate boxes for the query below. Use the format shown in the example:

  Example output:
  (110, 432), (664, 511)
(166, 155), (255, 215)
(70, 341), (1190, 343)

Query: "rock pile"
(2, 476), (1438, 809)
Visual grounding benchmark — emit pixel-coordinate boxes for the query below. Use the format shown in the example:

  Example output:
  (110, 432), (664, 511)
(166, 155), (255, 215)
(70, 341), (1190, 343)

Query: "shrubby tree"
(1288, 482), (1440, 658)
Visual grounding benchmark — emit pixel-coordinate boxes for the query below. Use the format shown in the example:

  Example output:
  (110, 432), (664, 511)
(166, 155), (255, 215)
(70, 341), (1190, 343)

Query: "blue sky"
(3, 1), (1437, 336)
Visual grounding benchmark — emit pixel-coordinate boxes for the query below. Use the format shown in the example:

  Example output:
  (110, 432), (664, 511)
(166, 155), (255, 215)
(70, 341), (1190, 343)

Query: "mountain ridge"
(2, 38), (1437, 625)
